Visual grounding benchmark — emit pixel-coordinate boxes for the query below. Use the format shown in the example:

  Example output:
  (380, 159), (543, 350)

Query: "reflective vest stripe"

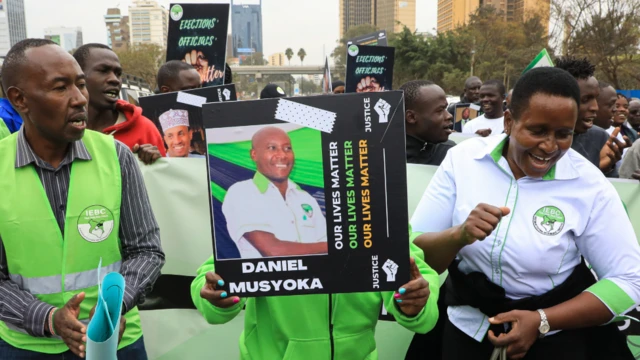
(9, 274), (61, 295)
(64, 261), (122, 292)
(8, 261), (122, 295)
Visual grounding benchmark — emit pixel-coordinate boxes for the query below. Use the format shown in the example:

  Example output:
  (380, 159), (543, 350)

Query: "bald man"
(447, 76), (482, 116)
(221, 126), (328, 259)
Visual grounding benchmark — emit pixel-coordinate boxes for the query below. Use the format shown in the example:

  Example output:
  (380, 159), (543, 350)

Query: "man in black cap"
(260, 84), (287, 99)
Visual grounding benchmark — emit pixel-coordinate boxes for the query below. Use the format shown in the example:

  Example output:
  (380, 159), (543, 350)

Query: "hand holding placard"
(393, 258), (430, 317)
(200, 272), (241, 308)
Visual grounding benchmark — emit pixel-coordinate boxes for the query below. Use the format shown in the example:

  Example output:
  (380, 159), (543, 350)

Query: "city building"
(437, 0), (549, 32)
(231, 0), (263, 58)
(437, 0), (478, 32)
(128, 0), (168, 48)
(0, 0), (27, 56)
(44, 27), (83, 52)
(104, 8), (130, 51)
(339, 0), (375, 39)
(339, 0), (416, 38)
(226, 34), (233, 59)
(375, 0), (416, 34)
(268, 53), (285, 66)
(509, 0), (550, 26)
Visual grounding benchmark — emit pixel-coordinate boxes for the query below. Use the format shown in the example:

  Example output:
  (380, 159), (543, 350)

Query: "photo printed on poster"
(166, 3), (230, 87)
(139, 84), (237, 158)
(453, 103), (480, 132)
(345, 45), (395, 94)
(203, 92), (409, 297)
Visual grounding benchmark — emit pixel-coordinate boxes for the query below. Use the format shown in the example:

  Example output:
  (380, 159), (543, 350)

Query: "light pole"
(470, 49), (476, 77)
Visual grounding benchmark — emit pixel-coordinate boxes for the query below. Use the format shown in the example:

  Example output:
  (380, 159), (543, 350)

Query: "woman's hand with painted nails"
(200, 272), (241, 308)
(394, 258), (430, 317)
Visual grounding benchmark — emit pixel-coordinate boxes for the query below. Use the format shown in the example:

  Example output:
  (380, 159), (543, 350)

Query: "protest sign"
(202, 92), (409, 296)
(322, 56), (332, 94)
(139, 84), (236, 158)
(135, 158), (640, 358)
(453, 103), (480, 132)
(346, 45), (395, 93)
(166, 3), (230, 87)
(347, 30), (388, 46)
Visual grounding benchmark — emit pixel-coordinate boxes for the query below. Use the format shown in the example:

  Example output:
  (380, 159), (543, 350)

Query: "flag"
(523, 49), (554, 74)
(322, 56), (332, 94)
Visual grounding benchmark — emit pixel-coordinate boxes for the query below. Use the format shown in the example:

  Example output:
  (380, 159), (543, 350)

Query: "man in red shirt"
(73, 44), (165, 164)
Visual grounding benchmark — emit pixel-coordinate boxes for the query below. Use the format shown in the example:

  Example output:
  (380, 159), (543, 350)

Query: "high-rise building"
(0, 0), (27, 56)
(509, 0), (550, 25)
(44, 27), (83, 53)
(268, 53), (285, 66)
(128, 0), (168, 48)
(104, 8), (130, 51)
(231, 0), (263, 58)
(339, 0), (416, 39)
(437, 0), (479, 32)
(437, 0), (549, 32)
(226, 34), (233, 59)
(375, 0), (416, 34)
(339, 0), (375, 39)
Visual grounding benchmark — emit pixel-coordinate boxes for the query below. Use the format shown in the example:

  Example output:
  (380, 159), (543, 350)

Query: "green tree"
(116, 43), (164, 89)
(240, 52), (267, 66)
(555, 0), (640, 89)
(455, 6), (550, 89)
(266, 74), (296, 95)
(285, 48), (294, 65)
(300, 77), (321, 94)
(391, 27), (470, 93)
(330, 24), (378, 79)
(297, 48), (307, 65)
(390, 6), (550, 94)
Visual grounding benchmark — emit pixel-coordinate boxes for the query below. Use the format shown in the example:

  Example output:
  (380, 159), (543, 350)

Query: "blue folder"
(86, 260), (125, 360)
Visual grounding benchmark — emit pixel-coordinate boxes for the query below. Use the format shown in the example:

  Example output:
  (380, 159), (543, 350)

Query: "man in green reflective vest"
(0, 39), (165, 358)
(0, 117), (9, 140)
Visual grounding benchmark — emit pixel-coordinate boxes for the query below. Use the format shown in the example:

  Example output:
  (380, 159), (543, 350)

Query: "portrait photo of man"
(221, 126), (328, 259)
(454, 104), (479, 132)
(159, 109), (204, 158)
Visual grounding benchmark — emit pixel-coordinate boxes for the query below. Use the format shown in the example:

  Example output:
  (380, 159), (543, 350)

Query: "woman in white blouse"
(412, 67), (640, 360)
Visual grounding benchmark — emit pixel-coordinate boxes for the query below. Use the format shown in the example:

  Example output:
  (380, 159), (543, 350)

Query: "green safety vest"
(0, 119), (9, 140)
(0, 130), (142, 354)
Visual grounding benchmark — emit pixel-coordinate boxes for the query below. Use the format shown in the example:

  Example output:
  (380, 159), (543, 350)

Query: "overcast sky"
(24, 0), (438, 65)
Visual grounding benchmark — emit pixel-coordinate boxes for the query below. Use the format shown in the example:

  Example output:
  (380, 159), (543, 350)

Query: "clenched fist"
(455, 203), (510, 246)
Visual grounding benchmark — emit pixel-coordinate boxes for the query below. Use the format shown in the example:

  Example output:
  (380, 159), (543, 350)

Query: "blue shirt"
(0, 98), (22, 133)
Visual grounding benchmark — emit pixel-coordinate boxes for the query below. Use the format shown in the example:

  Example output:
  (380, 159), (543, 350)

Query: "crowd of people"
(0, 37), (638, 360)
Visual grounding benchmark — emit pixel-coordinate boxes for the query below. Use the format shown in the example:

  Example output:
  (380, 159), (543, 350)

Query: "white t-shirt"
(411, 134), (640, 341)
(462, 114), (505, 136)
(222, 172), (327, 259)
(606, 126), (628, 171)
